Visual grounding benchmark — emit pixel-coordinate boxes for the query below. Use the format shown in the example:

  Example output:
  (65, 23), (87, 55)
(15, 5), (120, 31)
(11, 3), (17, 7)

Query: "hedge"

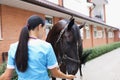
(84, 41), (120, 61)
(0, 62), (18, 80)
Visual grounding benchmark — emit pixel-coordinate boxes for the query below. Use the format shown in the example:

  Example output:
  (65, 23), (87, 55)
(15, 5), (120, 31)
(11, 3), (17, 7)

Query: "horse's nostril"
(67, 64), (79, 75)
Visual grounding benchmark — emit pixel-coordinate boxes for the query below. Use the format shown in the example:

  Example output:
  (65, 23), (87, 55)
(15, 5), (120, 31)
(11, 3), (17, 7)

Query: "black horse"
(46, 17), (89, 80)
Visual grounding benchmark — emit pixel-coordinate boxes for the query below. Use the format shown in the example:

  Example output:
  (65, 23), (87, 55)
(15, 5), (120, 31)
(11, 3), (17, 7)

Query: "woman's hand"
(66, 74), (76, 79)
(0, 68), (14, 80)
(50, 67), (76, 79)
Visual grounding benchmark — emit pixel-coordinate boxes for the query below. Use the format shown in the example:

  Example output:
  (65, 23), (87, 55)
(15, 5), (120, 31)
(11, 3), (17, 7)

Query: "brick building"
(0, 0), (120, 63)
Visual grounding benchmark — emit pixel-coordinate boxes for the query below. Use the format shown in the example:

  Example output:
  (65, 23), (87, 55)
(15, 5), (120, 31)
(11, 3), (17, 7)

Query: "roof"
(0, 0), (118, 30)
(22, 0), (118, 30)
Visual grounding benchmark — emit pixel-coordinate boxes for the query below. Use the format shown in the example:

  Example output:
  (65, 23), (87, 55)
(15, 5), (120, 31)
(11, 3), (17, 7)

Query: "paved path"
(51, 48), (120, 80)
(81, 48), (120, 80)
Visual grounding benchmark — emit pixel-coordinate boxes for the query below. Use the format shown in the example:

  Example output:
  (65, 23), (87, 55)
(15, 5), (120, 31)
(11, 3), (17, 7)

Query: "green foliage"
(0, 62), (6, 74)
(84, 42), (120, 61)
(0, 62), (18, 80)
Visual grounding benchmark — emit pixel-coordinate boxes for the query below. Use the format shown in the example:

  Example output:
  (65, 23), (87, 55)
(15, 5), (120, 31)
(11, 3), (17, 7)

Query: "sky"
(106, 0), (120, 29)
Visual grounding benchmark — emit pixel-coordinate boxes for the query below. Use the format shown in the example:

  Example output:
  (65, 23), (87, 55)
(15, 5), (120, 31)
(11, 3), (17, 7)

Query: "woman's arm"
(0, 68), (14, 80)
(50, 67), (76, 79)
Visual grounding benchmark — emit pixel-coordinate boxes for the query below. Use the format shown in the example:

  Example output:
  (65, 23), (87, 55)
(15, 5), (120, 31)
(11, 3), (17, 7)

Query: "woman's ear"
(38, 24), (42, 30)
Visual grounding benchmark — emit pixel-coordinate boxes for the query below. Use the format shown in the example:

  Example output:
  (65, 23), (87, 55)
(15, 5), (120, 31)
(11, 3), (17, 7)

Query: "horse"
(46, 17), (89, 80)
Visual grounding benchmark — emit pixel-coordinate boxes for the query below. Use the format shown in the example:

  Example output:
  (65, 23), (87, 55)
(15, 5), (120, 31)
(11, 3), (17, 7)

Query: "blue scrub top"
(7, 39), (58, 80)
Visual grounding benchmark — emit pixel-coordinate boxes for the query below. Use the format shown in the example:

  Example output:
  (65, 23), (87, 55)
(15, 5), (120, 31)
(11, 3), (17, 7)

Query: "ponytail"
(15, 26), (29, 72)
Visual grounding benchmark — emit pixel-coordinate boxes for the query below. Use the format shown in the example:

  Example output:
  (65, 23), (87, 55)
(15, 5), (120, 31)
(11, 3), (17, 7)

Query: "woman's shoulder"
(29, 39), (52, 47)
(37, 39), (52, 47)
(10, 41), (18, 48)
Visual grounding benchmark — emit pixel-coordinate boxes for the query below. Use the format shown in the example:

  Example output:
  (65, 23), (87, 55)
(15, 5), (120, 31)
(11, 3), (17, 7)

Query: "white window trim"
(85, 24), (90, 39)
(45, 15), (53, 36)
(97, 30), (103, 38)
(93, 26), (105, 39)
(102, 27), (105, 38)
(108, 31), (114, 38)
(93, 26), (97, 39)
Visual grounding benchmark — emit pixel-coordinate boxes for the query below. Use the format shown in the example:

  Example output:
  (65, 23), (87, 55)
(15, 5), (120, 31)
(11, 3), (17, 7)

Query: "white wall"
(63, 0), (90, 16)
(47, 0), (59, 4)
(92, 4), (104, 21)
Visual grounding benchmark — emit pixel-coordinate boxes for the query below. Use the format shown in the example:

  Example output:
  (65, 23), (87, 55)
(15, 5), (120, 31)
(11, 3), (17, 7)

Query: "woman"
(0, 15), (76, 80)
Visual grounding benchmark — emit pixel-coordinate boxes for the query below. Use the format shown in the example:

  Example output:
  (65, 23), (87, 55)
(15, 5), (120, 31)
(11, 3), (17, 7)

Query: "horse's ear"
(79, 22), (86, 29)
(69, 15), (74, 21)
(67, 18), (74, 30)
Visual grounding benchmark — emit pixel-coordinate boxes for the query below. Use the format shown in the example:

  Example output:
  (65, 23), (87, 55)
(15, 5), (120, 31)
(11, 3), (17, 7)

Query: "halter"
(55, 23), (81, 66)
(56, 23), (68, 43)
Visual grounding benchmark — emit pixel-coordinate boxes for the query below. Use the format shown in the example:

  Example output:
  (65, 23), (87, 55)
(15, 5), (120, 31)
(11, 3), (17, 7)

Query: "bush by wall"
(0, 62), (18, 80)
(84, 41), (120, 61)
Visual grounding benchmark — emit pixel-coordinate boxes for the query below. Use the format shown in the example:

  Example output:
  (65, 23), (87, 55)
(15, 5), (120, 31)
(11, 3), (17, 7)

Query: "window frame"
(97, 30), (103, 38)
(102, 27), (105, 38)
(108, 31), (114, 38)
(45, 15), (53, 36)
(93, 26), (97, 38)
(85, 24), (90, 39)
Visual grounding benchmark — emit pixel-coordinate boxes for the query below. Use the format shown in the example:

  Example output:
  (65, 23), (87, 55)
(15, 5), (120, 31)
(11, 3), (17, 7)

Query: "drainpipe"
(87, 0), (96, 47)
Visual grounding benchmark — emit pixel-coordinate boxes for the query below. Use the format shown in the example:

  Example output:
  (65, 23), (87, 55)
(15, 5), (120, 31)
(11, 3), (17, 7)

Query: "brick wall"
(0, 5), (45, 63)
(0, 4), (61, 63)
(114, 30), (120, 42)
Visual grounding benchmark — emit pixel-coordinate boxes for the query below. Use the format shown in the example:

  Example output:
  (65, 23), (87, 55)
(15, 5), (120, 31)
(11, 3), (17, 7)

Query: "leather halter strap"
(56, 23), (68, 44)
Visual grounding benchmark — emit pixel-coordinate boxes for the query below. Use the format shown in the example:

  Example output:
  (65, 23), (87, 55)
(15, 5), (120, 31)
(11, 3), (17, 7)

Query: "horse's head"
(46, 17), (85, 75)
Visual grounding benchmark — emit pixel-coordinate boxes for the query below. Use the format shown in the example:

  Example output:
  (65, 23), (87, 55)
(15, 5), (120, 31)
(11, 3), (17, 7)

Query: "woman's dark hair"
(15, 15), (45, 72)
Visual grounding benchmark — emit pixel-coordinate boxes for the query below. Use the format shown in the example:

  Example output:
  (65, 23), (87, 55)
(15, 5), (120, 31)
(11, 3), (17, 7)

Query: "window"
(45, 15), (53, 36)
(97, 30), (103, 38)
(108, 31), (114, 38)
(85, 25), (90, 39)
(102, 28), (105, 38)
(93, 5), (104, 21)
(93, 26), (97, 38)
(94, 26), (104, 38)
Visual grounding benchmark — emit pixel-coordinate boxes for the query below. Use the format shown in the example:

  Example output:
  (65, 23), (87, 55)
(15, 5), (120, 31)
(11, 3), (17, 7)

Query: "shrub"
(0, 62), (18, 80)
(0, 62), (6, 74)
(84, 41), (120, 61)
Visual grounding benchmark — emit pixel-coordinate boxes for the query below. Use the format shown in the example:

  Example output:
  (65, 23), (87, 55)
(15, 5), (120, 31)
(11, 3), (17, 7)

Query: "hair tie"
(27, 24), (29, 27)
